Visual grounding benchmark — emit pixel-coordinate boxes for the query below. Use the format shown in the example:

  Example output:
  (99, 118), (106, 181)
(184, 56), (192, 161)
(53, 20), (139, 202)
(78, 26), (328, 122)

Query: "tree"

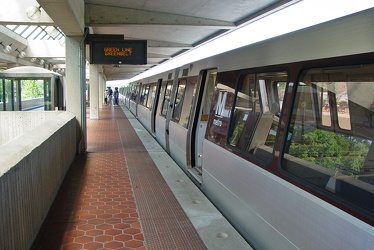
(289, 129), (370, 175)
(21, 80), (43, 100)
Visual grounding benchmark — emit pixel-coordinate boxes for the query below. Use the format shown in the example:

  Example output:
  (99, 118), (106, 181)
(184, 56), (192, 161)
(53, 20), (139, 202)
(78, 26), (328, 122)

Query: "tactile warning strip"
(114, 107), (207, 250)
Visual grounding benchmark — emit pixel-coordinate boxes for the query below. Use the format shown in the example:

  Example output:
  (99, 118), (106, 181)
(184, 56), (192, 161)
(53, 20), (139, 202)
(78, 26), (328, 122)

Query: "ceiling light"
(15, 48), (26, 58)
(26, 5), (42, 20)
(0, 42), (12, 53)
(46, 26), (59, 38)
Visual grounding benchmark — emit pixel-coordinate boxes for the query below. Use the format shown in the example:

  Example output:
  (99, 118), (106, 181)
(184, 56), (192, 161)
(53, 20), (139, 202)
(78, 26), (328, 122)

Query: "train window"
(147, 83), (157, 110)
(228, 71), (287, 163)
(335, 82), (351, 130)
(160, 81), (173, 117)
(172, 79), (186, 122)
(320, 87), (332, 127)
(282, 64), (374, 214)
(0, 80), (4, 110)
(131, 86), (137, 101)
(140, 84), (150, 107)
(171, 77), (198, 128)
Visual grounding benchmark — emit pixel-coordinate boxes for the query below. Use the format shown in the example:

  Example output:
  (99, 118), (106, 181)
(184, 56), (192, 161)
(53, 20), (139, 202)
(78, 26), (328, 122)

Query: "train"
(122, 8), (374, 249)
(0, 66), (65, 111)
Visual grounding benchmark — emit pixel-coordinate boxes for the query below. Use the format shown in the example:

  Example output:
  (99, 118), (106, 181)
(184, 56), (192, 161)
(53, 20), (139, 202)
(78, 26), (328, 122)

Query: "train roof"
(0, 66), (61, 78)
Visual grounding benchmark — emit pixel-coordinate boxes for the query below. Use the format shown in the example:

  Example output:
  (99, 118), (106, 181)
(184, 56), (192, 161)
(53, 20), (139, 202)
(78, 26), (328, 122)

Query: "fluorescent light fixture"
(26, 6), (42, 20)
(0, 42), (12, 53)
(115, 0), (374, 85)
(15, 49), (27, 58)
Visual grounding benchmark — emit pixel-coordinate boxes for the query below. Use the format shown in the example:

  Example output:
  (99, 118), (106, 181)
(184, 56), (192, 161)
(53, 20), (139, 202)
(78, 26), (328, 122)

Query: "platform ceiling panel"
(0, 0), (297, 80)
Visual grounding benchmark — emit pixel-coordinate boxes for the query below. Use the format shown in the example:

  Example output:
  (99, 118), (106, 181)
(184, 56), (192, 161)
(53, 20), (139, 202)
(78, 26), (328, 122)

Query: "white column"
(99, 72), (104, 109)
(65, 36), (86, 153)
(89, 64), (99, 119)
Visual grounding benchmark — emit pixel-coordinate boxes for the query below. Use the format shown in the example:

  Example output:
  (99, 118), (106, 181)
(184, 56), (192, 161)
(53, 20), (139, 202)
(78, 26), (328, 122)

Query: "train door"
(190, 69), (217, 179)
(151, 79), (162, 135)
(0, 79), (4, 110)
(155, 79), (174, 151)
(3, 79), (20, 111)
(14, 79), (21, 111)
(44, 79), (51, 110)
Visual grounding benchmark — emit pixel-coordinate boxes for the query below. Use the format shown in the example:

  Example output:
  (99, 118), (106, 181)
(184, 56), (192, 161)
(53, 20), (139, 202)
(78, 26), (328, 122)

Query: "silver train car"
(123, 9), (374, 249)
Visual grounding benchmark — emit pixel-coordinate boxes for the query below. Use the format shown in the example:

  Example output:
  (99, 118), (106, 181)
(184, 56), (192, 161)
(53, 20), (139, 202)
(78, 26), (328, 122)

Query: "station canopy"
(0, 0), (373, 83)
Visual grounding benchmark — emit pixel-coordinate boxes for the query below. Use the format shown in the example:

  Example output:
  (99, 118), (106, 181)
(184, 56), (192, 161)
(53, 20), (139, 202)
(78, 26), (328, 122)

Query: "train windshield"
(283, 64), (374, 214)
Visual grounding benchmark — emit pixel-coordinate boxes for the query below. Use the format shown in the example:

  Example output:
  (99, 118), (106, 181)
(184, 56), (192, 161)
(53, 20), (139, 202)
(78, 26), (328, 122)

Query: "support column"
(89, 64), (99, 119)
(99, 72), (104, 109)
(65, 36), (86, 153)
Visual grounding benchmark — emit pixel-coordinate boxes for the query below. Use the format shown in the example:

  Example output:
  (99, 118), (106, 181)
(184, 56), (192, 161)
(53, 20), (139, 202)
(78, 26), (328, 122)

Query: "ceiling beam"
(146, 40), (192, 49)
(86, 4), (235, 29)
(37, 0), (85, 36)
(0, 0), (54, 25)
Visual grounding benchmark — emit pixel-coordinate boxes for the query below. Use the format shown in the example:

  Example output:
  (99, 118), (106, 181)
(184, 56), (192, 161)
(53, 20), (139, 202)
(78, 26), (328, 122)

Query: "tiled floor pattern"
(31, 105), (206, 250)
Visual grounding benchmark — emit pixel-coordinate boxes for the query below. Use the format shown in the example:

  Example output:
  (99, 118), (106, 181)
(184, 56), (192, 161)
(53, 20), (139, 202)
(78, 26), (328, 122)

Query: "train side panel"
(202, 139), (374, 249)
(126, 8), (374, 249)
(137, 105), (152, 133)
(169, 122), (188, 170)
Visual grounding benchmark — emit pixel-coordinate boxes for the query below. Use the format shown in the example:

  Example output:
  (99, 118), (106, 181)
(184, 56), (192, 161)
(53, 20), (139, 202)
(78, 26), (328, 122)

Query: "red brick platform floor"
(31, 105), (207, 250)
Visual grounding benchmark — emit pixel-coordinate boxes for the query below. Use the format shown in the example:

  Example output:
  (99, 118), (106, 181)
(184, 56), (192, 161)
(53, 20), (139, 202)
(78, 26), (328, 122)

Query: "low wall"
(0, 111), (65, 145)
(0, 112), (77, 250)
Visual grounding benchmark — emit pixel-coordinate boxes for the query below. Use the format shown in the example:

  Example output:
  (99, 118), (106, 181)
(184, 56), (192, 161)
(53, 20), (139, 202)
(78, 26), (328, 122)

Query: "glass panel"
(22, 26), (38, 38)
(0, 79), (4, 111)
(172, 80), (186, 122)
(229, 74), (259, 150)
(140, 84), (149, 106)
(160, 81), (173, 117)
(44, 80), (51, 110)
(13, 80), (20, 111)
(147, 83), (157, 110)
(130, 86), (137, 101)
(14, 25), (27, 35)
(283, 64), (374, 214)
(336, 82), (351, 130)
(171, 77), (198, 128)
(5, 79), (13, 111)
(228, 71), (287, 163)
(319, 86), (332, 127)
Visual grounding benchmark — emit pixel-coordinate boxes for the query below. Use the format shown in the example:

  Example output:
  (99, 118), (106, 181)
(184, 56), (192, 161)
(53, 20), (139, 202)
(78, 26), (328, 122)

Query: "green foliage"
(21, 80), (43, 99)
(289, 128), (370, 174)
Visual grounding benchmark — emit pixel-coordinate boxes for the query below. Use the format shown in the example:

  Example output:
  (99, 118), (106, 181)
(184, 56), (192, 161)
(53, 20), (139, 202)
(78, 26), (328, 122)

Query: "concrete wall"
(0, 111), (66, 144)
(0, 112), (77, 250)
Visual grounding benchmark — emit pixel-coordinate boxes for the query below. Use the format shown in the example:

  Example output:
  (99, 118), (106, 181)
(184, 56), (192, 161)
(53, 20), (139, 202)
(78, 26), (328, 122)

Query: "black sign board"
(90, 40), (147, 65)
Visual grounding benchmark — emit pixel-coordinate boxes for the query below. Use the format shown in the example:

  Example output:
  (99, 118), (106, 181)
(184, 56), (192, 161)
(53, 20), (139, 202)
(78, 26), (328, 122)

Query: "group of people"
(104, 86), (119, 106)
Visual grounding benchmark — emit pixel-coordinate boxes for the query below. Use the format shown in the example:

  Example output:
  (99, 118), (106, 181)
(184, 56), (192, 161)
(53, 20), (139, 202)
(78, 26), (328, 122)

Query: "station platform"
(30, 103), (251, 250)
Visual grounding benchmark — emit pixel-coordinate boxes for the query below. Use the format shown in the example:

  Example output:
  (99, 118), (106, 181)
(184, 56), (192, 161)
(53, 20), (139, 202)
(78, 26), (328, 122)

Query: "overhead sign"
(90, 40), (147, 65)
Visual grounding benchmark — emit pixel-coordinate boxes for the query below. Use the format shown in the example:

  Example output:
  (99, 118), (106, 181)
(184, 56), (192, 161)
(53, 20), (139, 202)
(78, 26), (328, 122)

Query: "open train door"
(190, 69), (217, 180)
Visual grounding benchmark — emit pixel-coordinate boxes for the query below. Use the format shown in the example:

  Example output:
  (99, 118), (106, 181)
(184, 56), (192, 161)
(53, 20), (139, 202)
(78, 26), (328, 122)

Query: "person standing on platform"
(113, 87), (119, 106)
(104, 89), (108, 105)
(108, 87), (113, 106)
